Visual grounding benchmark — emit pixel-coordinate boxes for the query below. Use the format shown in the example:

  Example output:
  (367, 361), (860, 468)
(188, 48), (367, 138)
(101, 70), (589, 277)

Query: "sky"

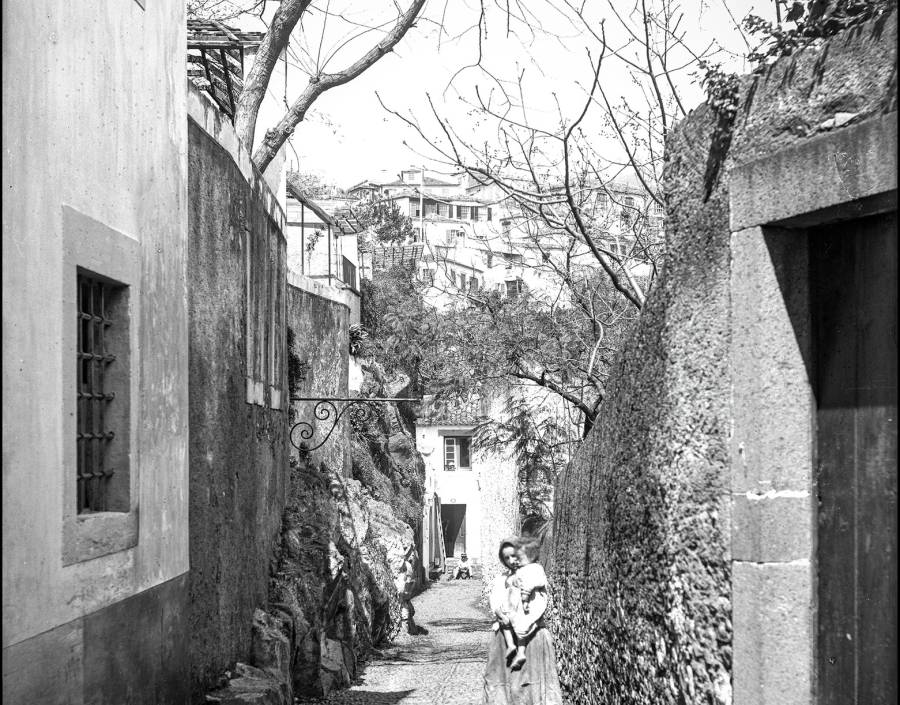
(233, 0), (772, 188)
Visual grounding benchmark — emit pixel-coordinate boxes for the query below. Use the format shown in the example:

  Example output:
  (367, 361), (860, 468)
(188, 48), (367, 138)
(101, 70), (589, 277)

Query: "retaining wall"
(187, 87), (290, 696)
(549, 11), (896, 705)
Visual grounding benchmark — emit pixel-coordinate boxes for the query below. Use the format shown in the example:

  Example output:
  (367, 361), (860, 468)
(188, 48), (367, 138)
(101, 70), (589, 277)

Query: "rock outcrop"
(206, 361), (426, 703)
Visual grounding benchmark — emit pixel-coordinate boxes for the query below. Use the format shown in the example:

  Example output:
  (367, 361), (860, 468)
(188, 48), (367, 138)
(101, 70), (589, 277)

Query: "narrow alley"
(3, 2), (897, 705)
(299, 579), (491, 705)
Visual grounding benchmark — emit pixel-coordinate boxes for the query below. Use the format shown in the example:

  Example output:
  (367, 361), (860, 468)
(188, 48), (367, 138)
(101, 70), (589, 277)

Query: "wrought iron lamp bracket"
(289, 396), (419, 453)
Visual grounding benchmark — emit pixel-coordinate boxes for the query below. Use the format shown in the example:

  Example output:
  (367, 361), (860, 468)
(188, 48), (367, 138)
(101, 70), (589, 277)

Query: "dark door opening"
(811, 211), (897, 705)
(441, 504), (466, 558)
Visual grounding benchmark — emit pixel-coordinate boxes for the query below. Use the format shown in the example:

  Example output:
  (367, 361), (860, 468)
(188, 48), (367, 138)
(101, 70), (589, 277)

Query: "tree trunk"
(250, 0), (426, 173)
(234, 0), (313, 151)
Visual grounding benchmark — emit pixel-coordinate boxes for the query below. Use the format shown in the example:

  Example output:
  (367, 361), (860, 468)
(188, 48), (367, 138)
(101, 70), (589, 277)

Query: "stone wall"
(549, 96), (733, 704)
(548, 11), (896, 705)
(203, 277), (426, 703)
(187, 108), (290, 696)
(287, 278), (351, 474)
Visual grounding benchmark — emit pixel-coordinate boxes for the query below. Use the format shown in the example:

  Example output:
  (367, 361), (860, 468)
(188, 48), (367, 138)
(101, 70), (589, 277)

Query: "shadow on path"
(298, 579), (490, 704)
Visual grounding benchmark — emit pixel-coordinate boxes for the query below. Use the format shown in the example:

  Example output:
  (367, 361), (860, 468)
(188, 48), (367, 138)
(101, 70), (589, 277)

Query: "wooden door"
(811, 211), (897, 705)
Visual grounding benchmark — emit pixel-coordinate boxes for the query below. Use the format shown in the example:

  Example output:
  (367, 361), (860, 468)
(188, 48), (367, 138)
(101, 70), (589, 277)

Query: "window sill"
(62, 510), (138, 566)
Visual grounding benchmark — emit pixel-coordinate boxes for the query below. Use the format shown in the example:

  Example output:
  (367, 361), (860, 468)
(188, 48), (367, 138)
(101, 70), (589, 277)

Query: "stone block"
(731, 226), (815, 493)
(732, 561), (814, 705)
(249, 609), (291, 702)
(730, 114), (898, 232)
(204, 663), (287, 705)
(731, 492), (813, 563)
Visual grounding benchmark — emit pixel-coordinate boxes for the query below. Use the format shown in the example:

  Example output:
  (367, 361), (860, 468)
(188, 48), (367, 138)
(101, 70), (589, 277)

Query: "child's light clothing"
(509, 562), (548, 637)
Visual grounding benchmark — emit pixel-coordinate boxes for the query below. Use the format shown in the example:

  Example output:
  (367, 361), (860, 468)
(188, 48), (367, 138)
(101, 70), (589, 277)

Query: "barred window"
(76, 272), (129, 514)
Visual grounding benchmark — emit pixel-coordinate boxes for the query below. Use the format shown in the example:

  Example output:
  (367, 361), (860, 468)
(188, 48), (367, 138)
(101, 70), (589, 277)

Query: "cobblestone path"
(299, 578), (491, 704)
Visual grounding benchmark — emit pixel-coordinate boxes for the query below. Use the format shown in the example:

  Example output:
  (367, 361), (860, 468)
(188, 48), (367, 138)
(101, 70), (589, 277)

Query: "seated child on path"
(490, 538), (548, 670)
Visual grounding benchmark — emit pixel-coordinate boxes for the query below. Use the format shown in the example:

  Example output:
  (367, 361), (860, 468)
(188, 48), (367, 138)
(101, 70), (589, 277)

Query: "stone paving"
(298, 577), (491, 705)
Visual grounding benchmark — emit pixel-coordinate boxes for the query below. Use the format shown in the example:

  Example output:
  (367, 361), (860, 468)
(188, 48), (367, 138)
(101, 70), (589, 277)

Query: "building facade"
(284, 187), (362, 323)
(2, 0), (191, 702)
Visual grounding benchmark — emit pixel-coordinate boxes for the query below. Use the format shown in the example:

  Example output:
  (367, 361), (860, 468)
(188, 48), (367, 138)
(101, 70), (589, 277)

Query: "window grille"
(76, 273), (120, 513)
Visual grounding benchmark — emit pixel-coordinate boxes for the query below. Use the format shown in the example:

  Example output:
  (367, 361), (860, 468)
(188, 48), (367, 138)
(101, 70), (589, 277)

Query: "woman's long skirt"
(483, 627), (565, 705)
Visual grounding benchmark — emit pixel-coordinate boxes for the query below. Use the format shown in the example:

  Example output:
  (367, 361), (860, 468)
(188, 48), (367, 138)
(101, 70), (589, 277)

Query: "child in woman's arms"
(498, 539), (548, 670)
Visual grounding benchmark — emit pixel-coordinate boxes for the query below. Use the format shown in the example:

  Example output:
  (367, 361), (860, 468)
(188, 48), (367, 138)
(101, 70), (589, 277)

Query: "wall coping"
(730, 112), (897, 231)
(187, 80), (286, 234)
(286, 268), (357, 311)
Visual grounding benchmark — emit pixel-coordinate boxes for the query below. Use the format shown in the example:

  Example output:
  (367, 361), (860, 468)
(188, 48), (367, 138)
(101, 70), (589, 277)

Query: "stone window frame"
(61, 206), (140, 566)
(728, 113), (896, 705)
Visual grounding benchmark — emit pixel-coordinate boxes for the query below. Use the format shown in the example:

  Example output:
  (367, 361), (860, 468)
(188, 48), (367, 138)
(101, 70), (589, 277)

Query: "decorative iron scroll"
(290, 397), (419, 453)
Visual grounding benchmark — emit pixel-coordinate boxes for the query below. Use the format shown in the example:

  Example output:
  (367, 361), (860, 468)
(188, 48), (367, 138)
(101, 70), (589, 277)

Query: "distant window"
(422, 268), (435, 285)
(450, 270), (457, 287)
(444, 436), (472, 471)
(651, 201), (665, 216)
(597, 193), (609, 209)
(624, 196), (635, 208)
(457, 205), (470, 220)
(471, 206), (479, 221)
(469, 276), (479, 292)
(502, 252), (523, 264)
(487, 207), (493, 221)
(410, 202), (421, 218)
(505, 279), (525, 297)
(486, 252), (494, 268)
(437, 202), (450, 217)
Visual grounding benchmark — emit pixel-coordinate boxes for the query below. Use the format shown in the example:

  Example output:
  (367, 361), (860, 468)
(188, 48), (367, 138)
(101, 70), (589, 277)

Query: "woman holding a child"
(483, 536), (564, 705)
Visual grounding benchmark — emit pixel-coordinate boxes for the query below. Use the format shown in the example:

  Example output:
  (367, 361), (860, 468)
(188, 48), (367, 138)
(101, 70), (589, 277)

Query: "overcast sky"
(236, 0), (769, 188)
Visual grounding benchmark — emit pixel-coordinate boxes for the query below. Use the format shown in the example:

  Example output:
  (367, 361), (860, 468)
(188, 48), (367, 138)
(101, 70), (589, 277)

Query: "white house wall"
(2, 0), (190, 700)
